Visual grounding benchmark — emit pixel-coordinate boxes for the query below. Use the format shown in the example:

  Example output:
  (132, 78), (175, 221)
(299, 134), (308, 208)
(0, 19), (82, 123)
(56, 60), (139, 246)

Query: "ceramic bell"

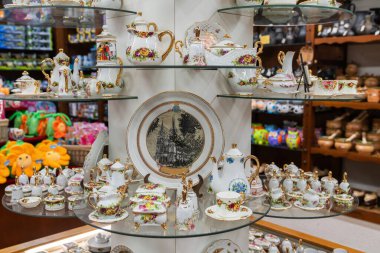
(268, 172), (280, 191)
(18, 167), (29, 186)
(97, 154), (113, 182)
(109, 159), (126, 190)
(176, 179), (195, 231)
(43, 167), (53, 185)
(339, 172), (350, 194)
(11, 176), (23, 202)
(58, 64), (75, 96)
(41, 49), (70, 92)
(209, 144), (260, 195)
(14, 71), (41, 95)
(30, 167), (42, 186)
(296, 171), (307, 192)
(322, 171), (338, 195)
(283, 172), (294, 193)
(281, 238), (292, 253)
(126, 13), (175, 65)
(56, 167), (68, 188)
(187, 179), (198, 213)
(310, 170), (322, 193)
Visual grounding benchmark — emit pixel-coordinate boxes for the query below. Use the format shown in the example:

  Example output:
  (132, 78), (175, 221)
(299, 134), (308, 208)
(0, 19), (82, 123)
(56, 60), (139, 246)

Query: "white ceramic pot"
(44, 195), (65, 211)
(96, 58), (124, 96)
(14, 71), (41, 95)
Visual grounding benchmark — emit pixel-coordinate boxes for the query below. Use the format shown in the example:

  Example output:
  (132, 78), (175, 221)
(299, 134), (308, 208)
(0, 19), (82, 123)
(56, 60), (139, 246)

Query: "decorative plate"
(88, 210), (129, 223)
(205, 205), (252, 221)
(205, 239), (242, 253)
(185, 21), (227, 49)
(127, 92), (224, 189)
(294, 201), (324, 211)
(111, 245), (134, 253)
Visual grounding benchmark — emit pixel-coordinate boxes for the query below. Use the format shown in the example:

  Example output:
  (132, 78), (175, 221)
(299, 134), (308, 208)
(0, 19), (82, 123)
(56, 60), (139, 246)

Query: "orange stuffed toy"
(52, 116), (68, 139)
(0, 153), (10, 184)
(7, 142), (42, 177)
(36, 140), (70, 168)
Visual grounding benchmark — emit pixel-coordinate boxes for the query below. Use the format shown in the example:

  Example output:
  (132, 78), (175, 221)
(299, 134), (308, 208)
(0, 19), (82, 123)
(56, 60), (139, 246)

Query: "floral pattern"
(319, 80), (337, 91)
(232, 54), (256, 66)
(130, 30), (155, 38)
(216, 198), (241, 212)
(226, 157), (234, 164)
(138, 201), (161, 212)
(127, 47), (159, 62)
(229, 179), (248, 194)
(140, 214), (158, 223)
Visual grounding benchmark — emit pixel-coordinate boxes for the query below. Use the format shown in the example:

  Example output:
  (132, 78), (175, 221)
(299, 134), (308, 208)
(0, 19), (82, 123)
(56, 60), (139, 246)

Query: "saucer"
(249, 191), (267, 198)
(294, 201), (324, 211)
(270, 201), (292, 211)
(205, 205), (252, 221)
(89, 209), (129, 223)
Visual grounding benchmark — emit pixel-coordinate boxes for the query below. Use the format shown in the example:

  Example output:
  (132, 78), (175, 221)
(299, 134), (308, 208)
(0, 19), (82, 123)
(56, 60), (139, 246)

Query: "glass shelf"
(74, 187), (270, 238)
(217, 89), (364, 101)
(0, 5), (136, 28)
(217, 4), (353, 26)
(0, 94), (138, 102)
(253, 195), (359, 219)
(2, 195), (76, 218)
(85, 65), (259, 70)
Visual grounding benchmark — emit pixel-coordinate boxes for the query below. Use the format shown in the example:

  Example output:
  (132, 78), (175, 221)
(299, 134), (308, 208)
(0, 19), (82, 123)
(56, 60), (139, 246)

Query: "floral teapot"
(41, 49), (79, 93)
(210, 144), (260, 195)
(14, 71), (41, 95)
(126, 13), (175, 65)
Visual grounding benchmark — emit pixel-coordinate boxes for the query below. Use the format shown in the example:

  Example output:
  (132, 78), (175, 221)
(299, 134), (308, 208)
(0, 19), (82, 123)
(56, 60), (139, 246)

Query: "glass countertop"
(218, 4), (353, 26)
(74, 186), (270, 238)
(0, 5), (136, 28)
(0, 94), (138, 102)
(2, 194), (76, 218)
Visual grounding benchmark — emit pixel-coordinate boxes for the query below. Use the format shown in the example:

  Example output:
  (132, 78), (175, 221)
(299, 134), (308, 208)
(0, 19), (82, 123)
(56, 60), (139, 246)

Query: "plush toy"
(286, 129), (301, 150)
(1, 141), (17, 156)
(9, 111), (29, 134)
(268, 129), (283, 147)
(6, 142), (42, 177)
(254, 129), (269, 145)
(0, 153), (10, 184)
(44, 113), (72, 140)
(36, 140), (70, 168)
(27, 111), (46, 137)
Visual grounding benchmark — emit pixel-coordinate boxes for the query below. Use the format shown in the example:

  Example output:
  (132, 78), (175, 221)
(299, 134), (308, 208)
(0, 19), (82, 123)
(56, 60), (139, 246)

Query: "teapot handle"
(87, 192), (99, 210)
(254, 41), (263, 56)
(115, 57), (124, 87)
(148, 22), (158, 32)
(34, 81), (40, 94)
(174, 40), (184, 58)
(278, 51), (285, 66)
(63, 69), (69, 93)
(244, 155), (260, 186)
(158, 30), (175, 62)
(41, 58), (54, 83)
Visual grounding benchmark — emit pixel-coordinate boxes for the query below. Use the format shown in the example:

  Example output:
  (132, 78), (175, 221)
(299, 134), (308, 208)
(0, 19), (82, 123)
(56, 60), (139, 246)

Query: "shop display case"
(0, 0), (372, 252)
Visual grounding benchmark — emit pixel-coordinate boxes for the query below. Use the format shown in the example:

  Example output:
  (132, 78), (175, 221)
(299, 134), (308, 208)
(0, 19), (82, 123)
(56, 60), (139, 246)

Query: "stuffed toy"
(6, 142), (42, 177)
(9, 111), (29, 134)
(0, 153), (10, 184)
(44, 113), (72, 140)
(36, 140), (70, 168)
(27, 111), (46, 137)
(1, 141), (17, 156)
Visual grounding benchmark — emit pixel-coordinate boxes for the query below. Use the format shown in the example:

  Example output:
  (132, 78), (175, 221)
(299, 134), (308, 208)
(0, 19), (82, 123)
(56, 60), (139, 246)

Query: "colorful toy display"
(252, 122), (303, 149)
(65, 122), (107, 145)
(36, 140), (70, 168)
(251, 99), (304, 115)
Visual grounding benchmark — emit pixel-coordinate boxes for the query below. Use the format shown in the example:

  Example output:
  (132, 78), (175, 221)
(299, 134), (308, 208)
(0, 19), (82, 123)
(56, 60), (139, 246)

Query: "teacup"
(216, 191), (242, 217)
(302, 189), (320, 208)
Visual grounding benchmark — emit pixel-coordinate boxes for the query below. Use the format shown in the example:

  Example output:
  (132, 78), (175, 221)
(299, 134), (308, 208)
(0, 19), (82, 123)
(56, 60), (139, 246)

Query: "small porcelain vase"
(56, 168), (68, 188)
(31, 185), (43, 197)
(283, 173), (294, 193)
(339, 172), (350, 194)
(310, 171), (322, 193)
(19, 168), (29, 186)
(296, 172), (307, 192)
(268, 173), (280, 191)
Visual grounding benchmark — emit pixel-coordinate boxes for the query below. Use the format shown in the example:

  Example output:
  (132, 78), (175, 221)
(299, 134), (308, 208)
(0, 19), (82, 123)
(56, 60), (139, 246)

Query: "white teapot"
(96, 58), (124, 95)
(126, 13), (174, 65)
(58, 64), (75, 96)
(14, 71), (41, 95)
(109, 159), (126, 191)
(209, 144), (259, 195)
(41, 49), (79, 93)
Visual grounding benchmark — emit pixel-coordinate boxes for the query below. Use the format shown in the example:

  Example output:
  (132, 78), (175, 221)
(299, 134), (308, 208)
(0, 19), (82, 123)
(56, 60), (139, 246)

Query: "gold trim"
(41, 58), (54, 85)
(158, 30), (175, 62)
(126, 92), (224, 186)
(174, 40), (184, 58)
(115, 57), (123, 87)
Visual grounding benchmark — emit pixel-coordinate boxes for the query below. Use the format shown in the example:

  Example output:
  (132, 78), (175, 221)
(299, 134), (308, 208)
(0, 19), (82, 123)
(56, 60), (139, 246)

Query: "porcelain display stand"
(112, 227), (249, 253)
(107, 0), (252, 251)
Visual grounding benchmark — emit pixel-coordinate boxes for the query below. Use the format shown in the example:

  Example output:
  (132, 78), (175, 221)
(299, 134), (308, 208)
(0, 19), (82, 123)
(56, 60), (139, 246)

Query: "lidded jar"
(96, 25), (117, 66)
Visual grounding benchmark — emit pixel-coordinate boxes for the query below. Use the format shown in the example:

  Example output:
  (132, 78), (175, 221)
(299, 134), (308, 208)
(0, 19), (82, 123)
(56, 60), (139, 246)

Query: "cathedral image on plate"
(146, 104), (205, 176)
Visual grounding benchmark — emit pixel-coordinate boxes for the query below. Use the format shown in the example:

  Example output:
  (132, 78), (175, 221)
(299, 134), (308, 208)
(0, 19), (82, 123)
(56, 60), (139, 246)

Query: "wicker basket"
(0, 119), (9, 143)
(63, 144), (91, 166)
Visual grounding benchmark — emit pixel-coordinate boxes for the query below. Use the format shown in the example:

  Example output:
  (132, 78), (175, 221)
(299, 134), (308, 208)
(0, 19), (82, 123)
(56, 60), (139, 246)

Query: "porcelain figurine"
(175, 27), (206, 66)
(41, 49), (79, 93)
(339, 172), (350, 194)
(209, 144), (260, 195)
(19, 167), (29, 186)
(267, 51), (298, 94)
(56, 167), (68, 188)
(309, 170), (322, 192)
(96, 25), (117, 66)
(322, 171), (338, 195)
(109, 159), (126, 191)
(176, 181), (195, 231)
(14, 71), (41, 95)
(126, 13), (174, 65)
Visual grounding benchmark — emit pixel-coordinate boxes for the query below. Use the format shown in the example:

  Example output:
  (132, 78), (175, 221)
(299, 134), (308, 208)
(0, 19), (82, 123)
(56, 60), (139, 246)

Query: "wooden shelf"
(311, 101), (380, 110)
(347, 207), (380, 225)
(310, 147), (380, 164)
(315, 35), (380, 45)
(252, 143), (305, 152)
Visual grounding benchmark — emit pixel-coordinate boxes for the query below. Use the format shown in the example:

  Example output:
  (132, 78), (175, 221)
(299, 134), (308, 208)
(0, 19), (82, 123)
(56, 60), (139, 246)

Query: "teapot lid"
(225, 144), (243, 157)
(111, 160), (125, 170)
(210, 34), (243, 49)
(98, 155), (113, 166)
(54, 48), (70, 62)
(58, 64), (70, 71)
(16, 71), (35, 82)
(97, 25), (116, 40)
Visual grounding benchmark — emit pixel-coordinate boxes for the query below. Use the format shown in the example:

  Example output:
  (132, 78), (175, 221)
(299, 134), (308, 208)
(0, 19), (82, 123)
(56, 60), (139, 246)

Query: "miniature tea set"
(262, 162), (355, 212)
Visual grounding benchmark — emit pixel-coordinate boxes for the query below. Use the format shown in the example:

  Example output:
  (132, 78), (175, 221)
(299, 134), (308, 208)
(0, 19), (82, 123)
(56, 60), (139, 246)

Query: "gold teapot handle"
(278, 51), (285, 66)
(244, 155), (260, 186)
(116, 57), (123, 87)
(87, 192), (99, 209)
(96, 81), (102, 95)
(175, 40), (184, 58)
(41, 58), (54, 82)
(148, 22), (158, 32)
(254, 41), (263, 56)
(158, 30), (175, 62)
(63, 69), (69, 93)
(34, 80), (40, 94)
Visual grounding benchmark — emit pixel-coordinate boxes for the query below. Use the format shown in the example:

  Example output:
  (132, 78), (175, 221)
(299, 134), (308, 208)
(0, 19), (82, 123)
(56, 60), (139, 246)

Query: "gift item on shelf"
(68, 102), (101, 121)
(255, 26), (306, 46)
(64, 122), (107, 145)
(12, 71), (41, 95)
(0, 51), (50, 71)
(68, 28), (96, 44)
(252, 100), (304, 115)
(0, 25), (53, 50)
